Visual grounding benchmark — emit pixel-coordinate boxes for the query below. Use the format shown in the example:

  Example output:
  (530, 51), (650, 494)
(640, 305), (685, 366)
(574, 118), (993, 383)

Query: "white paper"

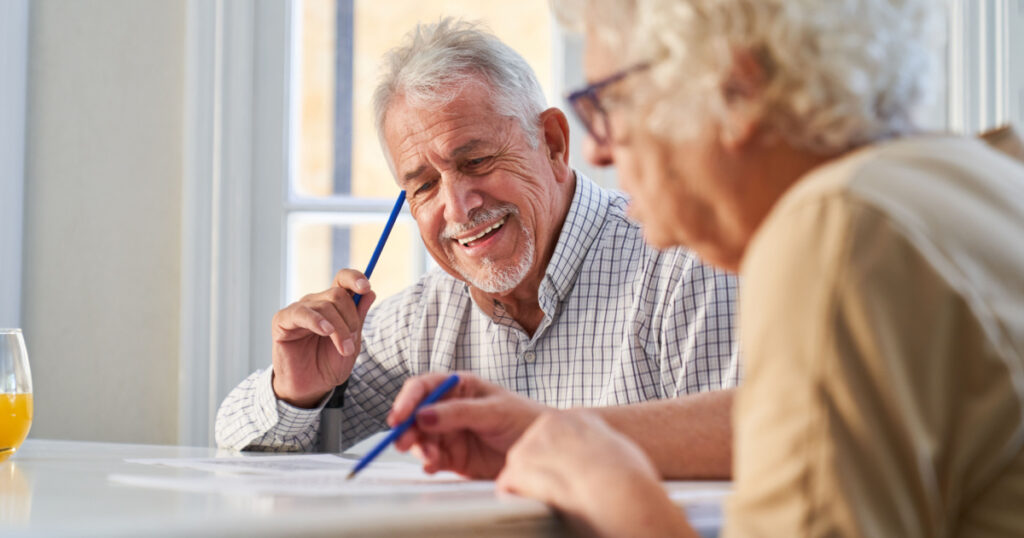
(128, 454), (358, 475)
(666, 482), (730, 532)
(113, 453), (494, 496)
(108, 472), (495, 496)
(667, 486), (730, 502)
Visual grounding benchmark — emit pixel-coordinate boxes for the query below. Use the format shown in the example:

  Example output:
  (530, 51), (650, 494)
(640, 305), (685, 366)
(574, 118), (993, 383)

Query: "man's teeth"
(458, 216), (508, 246)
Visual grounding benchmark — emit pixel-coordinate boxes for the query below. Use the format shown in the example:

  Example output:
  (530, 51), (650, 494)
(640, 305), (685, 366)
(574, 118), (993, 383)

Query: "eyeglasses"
(566, 62), (651, 145)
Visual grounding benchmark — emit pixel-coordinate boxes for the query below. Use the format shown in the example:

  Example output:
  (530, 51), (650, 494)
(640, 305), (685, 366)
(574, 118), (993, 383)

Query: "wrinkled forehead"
(383, 89), (521, 172)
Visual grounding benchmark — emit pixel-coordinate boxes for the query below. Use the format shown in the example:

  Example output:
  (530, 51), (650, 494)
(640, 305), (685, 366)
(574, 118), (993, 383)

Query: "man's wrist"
(271, 371), (333, 409)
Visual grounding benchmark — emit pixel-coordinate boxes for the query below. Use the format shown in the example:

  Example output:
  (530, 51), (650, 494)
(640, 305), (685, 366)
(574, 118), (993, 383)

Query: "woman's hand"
(497, 410), (696, 538)
(389, 372), (547, 478)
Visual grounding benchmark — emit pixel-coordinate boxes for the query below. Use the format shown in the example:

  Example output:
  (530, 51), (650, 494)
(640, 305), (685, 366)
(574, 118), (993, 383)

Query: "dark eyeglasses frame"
(566, 62), (651, 145)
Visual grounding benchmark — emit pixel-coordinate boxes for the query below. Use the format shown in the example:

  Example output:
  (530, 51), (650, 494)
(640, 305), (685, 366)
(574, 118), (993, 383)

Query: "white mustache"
(440, 204), (518, 241)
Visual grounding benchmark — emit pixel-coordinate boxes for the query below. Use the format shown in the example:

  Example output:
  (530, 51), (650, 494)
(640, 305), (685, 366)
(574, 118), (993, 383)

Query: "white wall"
(0, 1), (29, 329)
(23, 0), (186, 444)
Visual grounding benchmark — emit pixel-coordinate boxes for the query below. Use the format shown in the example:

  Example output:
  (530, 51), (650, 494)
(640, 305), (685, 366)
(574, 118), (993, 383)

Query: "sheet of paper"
(113, 453), (494, 496)
(667, 486), (730, 502)
(109, 472), (495, 496)
(127, 454), (359, 475)
(666, 482), (730, 532)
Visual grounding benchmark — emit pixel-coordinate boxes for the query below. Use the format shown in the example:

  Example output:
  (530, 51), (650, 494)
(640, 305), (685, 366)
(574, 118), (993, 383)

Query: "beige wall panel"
(22, 0), (185, 444)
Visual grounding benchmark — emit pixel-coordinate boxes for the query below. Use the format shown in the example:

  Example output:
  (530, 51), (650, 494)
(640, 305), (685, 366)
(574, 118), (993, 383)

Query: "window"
(947, 0), (1024, 133)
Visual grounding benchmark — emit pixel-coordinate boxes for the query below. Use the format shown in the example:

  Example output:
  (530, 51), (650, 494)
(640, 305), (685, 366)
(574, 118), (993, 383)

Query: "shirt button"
(523, 351), (536, 362)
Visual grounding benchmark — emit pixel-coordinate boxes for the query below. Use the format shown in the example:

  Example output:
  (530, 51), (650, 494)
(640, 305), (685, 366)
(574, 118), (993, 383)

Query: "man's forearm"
(594, 389), (733, 479)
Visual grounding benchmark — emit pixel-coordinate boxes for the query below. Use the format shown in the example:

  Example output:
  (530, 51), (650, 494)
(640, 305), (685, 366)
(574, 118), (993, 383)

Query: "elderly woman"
(493, 0), (1024, 536)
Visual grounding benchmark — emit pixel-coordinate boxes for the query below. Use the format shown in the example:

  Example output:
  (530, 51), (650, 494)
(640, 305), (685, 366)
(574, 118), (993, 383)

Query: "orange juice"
(0, 393), (32, 463)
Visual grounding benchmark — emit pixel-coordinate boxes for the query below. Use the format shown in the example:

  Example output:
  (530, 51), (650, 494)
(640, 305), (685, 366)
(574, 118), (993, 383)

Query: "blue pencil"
(346, 374), (461, 480)
(352, 190), (406, 306)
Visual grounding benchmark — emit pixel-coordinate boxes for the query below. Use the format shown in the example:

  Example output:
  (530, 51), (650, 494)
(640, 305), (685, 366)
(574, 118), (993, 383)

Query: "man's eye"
(465, 156), (491, 168)
(415, 180), (437, 194)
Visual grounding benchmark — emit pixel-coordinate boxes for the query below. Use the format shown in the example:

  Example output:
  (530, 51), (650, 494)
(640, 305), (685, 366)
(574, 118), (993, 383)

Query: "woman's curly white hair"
(555, 0), (944, 153)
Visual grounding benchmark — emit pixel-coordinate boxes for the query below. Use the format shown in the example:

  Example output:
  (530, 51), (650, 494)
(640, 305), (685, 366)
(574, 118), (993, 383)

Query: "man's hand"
(388, 372), (547, 479)
(496, 410), (696, 538)
(271, 269), (376, 408)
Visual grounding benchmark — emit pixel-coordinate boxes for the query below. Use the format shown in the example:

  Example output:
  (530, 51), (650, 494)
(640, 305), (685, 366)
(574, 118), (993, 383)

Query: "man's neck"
(467, 175), (577, 336)
(470, 283), (546, 336)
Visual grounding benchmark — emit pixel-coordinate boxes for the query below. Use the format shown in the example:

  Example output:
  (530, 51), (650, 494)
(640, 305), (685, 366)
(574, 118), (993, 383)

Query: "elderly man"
(215, 18), (738, 474)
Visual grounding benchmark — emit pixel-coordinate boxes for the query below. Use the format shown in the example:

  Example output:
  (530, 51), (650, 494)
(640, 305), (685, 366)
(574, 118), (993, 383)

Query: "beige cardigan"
(727, 134), (1024, 537)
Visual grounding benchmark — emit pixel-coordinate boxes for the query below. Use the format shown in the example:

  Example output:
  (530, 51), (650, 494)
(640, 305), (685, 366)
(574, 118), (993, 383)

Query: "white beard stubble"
(441, 203), (535, 294)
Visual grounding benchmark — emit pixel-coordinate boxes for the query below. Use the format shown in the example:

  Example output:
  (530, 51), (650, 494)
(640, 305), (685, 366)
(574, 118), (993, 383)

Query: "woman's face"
(582, 31), (749, 270)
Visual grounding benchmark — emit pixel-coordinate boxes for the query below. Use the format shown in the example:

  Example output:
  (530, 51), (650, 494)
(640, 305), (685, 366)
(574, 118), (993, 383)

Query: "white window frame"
(283, 0), (426, 306)
(179, 0), (1024, 446)
(0, 0), (29, 329)
(180, 0), (290, 447)
(948, 0), (1024, 133)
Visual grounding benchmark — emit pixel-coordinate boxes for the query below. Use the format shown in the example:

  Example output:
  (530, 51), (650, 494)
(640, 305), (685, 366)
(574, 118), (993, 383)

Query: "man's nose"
(441, 177), (484, 224)
(583, 135), (614, 167)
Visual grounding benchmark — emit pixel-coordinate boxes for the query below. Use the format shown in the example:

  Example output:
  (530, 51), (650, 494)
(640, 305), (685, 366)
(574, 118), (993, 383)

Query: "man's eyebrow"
(450, 139), (487, 159)
(402, 165), (427, 183)
(400, 139), (489, 183)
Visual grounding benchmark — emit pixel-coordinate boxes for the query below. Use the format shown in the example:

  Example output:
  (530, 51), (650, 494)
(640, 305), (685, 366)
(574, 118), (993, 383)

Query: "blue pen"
(353, 190), (406, 306)
(346, 374), (460, 480)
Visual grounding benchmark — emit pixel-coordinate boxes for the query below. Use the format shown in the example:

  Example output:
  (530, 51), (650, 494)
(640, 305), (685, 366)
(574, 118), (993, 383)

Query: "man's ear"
(539, 107), (572, 182)
(720, 48), (767, 150)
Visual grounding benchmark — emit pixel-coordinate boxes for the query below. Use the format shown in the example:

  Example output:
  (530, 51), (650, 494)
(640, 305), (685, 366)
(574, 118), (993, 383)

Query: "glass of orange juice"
(0, 329), (32, 463)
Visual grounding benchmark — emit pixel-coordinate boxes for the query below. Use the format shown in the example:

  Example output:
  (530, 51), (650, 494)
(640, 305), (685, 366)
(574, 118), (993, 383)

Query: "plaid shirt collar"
(475, 171), (611, 327)
(538, 172), (610, 314)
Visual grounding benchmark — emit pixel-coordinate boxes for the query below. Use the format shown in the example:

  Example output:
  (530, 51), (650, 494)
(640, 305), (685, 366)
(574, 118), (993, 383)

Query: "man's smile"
(455, 214), (510, 247)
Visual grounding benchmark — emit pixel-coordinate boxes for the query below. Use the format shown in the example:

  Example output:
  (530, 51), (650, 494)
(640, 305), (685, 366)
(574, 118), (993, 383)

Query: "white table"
(0, 439), (727, 537)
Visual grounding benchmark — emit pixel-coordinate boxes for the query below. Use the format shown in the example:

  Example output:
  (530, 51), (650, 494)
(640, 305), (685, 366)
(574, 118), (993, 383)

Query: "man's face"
(382, 82), (568, 295)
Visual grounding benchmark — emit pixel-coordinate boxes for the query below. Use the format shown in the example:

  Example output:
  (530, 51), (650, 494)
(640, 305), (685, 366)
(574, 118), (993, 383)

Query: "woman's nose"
(583, 135), (614, 167)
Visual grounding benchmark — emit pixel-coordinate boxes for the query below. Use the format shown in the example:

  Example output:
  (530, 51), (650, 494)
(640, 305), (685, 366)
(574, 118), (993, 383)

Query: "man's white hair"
(555, 0), (944, 153)
(372, 18), (548, 172)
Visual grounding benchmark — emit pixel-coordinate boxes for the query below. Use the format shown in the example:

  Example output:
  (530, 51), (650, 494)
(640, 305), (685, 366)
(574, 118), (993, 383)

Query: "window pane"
(286, 213), (424, 304)
(295, 0), (339, 198)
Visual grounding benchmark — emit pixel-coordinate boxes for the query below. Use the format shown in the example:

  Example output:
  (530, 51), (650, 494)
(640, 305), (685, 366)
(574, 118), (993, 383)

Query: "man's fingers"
(273, 303), (342, 340)
(322, 287), (364, 332)
(300, 301), (361, 358)
(333, 269), (372, 295)
(355, 290), (376, 320)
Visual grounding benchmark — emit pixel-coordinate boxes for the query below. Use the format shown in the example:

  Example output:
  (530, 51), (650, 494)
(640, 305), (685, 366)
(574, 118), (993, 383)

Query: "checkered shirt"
(215, 174), (740, 452)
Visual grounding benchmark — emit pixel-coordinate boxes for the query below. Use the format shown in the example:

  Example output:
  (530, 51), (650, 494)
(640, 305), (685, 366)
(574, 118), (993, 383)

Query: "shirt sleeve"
(214, 303), (413, 452)
(212, 348), (402, 453)
(214, 367), (328, 451)
(726, 194), (965, 537)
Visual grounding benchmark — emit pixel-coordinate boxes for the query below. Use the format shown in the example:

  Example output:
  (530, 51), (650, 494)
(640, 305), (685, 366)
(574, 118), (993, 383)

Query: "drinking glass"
(0, 329), (32, 463)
